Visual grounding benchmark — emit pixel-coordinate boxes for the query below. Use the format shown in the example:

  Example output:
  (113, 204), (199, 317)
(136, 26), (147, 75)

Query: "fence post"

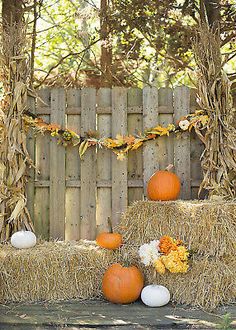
(97, 88), (112, 233)
(50, 89), (66, 239)
(80, 88), (97, 239)
(174, 86), (191, 199)
(65, 89), (81, 241)
(112, 87), (128, 227)
(143, 87), (159, 197)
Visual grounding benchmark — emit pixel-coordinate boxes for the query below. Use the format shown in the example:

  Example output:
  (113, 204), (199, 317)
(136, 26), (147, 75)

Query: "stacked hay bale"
(0, 240), (116, 303)
(116, 200), (236, 310)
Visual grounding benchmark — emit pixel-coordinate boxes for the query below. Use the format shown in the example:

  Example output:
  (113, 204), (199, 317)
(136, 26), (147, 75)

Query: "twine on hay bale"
(115, 245), (236, 311)
(117, 200), (236, 257)
(0, 240), (116, 303)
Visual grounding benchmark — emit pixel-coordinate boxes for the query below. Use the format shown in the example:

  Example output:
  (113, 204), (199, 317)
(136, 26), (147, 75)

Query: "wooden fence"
(26, 86), (204, 241)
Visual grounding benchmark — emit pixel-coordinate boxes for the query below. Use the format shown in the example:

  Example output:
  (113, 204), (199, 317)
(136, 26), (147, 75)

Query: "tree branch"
(35, 38), (101, 88)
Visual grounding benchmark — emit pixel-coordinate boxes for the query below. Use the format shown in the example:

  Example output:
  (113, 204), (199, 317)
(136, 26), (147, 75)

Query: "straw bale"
(117, 200), (236, 257)
(115, 245), (236, 311)
(0, 240), (116, 303)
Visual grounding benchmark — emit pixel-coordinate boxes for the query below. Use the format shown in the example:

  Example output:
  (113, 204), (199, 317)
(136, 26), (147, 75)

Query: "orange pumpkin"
(147, 170), (181, 201)
(96, 232), (122, 250)
(102, 264), (144, 304)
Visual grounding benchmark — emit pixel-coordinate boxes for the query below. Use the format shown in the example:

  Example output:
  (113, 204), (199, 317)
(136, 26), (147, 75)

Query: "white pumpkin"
(141, 285), (170, 307)
(11, 230), (37, 249)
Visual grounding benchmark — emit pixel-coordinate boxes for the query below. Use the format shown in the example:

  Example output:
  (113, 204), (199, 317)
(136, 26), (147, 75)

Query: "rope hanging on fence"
(23, 110), (209, 160)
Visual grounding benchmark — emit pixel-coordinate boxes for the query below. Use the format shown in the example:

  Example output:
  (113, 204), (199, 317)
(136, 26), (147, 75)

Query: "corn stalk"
(0, 19), (34, 241)
(193, 24), (236, 199)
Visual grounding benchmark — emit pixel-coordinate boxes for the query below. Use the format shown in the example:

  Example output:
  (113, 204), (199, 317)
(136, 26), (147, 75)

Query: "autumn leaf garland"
(23, 110), (209, 160)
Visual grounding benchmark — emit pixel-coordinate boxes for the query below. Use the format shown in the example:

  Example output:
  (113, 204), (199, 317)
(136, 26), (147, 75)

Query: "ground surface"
(0, 300), (235, 329)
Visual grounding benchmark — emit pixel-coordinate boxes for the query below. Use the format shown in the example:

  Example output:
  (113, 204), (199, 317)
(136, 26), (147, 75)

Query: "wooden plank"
(156, 89), (174, 170)
(34, 188), (49, 239)
(97, 88), (112, 233)
(26, 95), (35, 224)
(34, 179), (144, 188)
(112, 87), (128, 227)
(65, 188), (80, 241)
(158, 87), (174, 114)
(65, 89), (81, 240)
(157, 113), (174, 170)
(173, 86), (191, 200)
(128, 88), (143, 204)
(50, 89), (66, 239)
(66, 88), (81, 114)
(37, 88), (51, 115)
(80, 88), (97, 239)
(34, 89), (51, 238)
(143, 87), (159, 197)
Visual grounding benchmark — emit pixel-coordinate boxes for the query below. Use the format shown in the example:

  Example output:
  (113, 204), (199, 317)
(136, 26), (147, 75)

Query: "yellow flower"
(160, 251), (189, 273)
(154, 259), (166, 275)
(177, 246), (189, 261)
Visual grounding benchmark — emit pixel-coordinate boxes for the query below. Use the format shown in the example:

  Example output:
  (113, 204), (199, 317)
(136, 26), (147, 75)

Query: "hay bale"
(115, 246), (236, 311)
(117, 200), (236, 257)
(0, 240), (116, 303)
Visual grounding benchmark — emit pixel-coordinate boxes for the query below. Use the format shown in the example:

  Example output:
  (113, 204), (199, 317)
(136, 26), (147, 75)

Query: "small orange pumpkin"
(147, 170), (181, 201)
(102, 264), (144, 304)
(96, 232), (122, 250)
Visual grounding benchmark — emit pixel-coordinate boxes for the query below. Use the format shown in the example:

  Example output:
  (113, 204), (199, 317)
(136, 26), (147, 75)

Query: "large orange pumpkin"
(147, 170), (181, 201)
(102, 264), (144, 304)
(96, 232), (122, 250)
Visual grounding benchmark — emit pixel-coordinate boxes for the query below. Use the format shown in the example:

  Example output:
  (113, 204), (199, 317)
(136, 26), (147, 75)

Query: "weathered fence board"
(65, 89), (81, 240)
(174, 87), (191, 199)
(112, 88), (128, 227)
(143, 87), (159, 197)
(96, 88), (112, 233)
(80, 88), (97, 239)
(27, 86), (209, 241)
(50, 89), (66, 239)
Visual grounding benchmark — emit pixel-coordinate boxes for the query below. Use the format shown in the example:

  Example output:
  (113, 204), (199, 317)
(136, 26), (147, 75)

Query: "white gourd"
(141, 285), (170, 307)
(11, 231), (37, 249)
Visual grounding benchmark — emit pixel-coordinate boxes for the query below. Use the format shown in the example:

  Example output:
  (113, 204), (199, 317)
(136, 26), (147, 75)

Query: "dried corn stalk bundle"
(0, 20), (34, 241)
(193, 25), (236, 199)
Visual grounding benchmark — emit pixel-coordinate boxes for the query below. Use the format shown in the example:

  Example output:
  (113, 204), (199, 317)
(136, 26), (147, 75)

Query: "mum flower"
(138, 240), (160, 266)
(160, 251), (189, 273)
(159, 236), (178, 255)
(154, 259), (166, 274)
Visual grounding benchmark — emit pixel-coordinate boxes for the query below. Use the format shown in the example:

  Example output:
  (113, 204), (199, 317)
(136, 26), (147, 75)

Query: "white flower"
(179, 119), (190, 131)
(138, 240), (161, 266)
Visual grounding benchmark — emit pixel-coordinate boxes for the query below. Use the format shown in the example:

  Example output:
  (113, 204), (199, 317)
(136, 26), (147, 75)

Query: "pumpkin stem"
(107, 217), (113, 233)
(165, 164), (174, 172)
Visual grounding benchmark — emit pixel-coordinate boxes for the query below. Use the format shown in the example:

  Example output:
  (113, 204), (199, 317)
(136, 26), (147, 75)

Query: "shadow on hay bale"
(0, 240), (117, 303)
(117, 200), (236, 257)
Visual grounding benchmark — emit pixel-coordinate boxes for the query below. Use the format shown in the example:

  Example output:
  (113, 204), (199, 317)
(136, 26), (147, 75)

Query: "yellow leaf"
(117, 152), (126, 161)
(131, 140), (143, 150)
(79, 140), (89, 158)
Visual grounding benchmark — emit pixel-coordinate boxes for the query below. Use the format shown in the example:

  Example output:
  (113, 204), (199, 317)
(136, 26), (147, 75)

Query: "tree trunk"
(100, 0), (112, 87)
(0, 0), (34, 241)
(200, 0), (220, 28)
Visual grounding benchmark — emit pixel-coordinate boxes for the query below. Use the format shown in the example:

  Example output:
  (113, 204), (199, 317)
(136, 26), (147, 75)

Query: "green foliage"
(28, 0), (236, 88)
(217, 313), (233, 330)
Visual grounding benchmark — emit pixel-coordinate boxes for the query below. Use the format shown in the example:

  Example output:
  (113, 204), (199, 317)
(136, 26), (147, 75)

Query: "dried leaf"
(79, 140), (89, 158)
(9, 199), (25, 222)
